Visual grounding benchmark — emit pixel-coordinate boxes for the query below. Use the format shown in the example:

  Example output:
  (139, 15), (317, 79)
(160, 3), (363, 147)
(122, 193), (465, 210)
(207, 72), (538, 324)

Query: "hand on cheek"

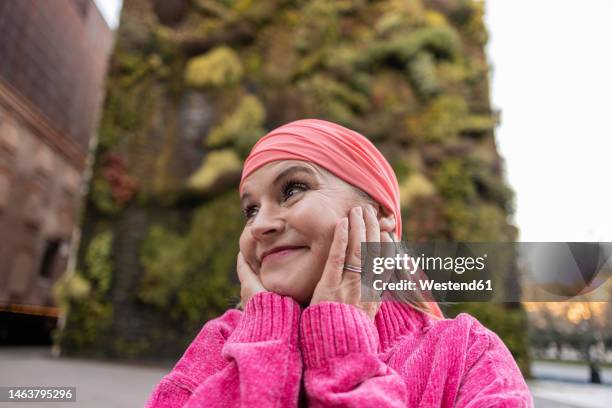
(310, 204), (390, 320)
(237, 252), (267, 305)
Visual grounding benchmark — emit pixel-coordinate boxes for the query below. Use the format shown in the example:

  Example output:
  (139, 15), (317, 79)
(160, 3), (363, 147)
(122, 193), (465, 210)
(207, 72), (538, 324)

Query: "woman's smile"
(261, 247), (309, 266)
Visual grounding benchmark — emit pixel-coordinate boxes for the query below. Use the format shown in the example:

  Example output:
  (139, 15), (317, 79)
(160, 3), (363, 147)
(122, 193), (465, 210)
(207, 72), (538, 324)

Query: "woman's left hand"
(237, 251), (267, 306)
(310, 204), (389, 321)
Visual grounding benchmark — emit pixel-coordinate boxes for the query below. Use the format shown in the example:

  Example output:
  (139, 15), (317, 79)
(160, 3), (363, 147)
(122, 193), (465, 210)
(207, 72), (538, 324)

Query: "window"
(38, 239), (61, 279)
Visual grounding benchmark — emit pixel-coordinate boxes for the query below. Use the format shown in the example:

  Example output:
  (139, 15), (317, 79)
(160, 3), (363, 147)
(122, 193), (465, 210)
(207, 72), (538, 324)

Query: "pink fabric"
(145, 292), (534, 407)
(239, 118), (443, 319)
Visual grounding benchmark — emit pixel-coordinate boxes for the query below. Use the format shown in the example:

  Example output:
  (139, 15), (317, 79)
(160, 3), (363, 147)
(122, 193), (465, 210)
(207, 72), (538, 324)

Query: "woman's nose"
(250, 205), (285, 240)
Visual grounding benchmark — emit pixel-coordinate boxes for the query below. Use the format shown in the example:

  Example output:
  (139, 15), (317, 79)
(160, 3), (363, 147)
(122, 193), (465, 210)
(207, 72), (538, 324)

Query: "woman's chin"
(260, 277), (314, 304)
(261, 280), (297, 298)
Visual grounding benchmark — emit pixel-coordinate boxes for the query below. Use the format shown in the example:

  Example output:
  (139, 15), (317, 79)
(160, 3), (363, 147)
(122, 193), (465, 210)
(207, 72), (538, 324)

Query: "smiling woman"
(238, 160), (390, 305)
(145, 119), (533, 407)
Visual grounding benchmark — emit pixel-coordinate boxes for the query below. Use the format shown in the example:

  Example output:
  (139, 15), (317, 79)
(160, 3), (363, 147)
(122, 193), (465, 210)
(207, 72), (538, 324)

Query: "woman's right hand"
(237, 251), (267, 305)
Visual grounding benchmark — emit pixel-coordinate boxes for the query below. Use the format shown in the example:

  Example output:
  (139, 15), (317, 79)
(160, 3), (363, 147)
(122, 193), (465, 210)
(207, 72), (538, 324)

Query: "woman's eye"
(282, 180), (309, 199)
(242, 180), (309, 221)
(243, 206), (257, 220)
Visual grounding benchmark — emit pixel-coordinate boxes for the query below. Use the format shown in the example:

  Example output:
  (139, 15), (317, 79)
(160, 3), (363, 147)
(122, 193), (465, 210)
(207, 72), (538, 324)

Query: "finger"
(364, 204), (381, 243)
(236, 252), (248, 283)
(380, 231), (395, 258)
(343, 206), (366, 283)
(363, 204), (381, 260)
(237, 252), (260, 286)
(320, 217), (349, 286)
(368, 232), (392, 300)
(380, 232), (397, 286)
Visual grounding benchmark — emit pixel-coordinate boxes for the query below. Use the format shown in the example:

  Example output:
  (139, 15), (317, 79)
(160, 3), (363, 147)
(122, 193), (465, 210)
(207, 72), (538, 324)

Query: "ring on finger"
(343, 263), (362, 273)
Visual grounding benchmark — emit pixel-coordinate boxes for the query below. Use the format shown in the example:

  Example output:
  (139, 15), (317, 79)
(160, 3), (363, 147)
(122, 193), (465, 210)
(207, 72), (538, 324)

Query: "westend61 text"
(373, 279), (493, 292)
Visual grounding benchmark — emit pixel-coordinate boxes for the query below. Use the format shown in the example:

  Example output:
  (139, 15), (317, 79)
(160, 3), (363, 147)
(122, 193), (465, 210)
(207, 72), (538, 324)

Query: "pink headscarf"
(239, 118), (444, 319)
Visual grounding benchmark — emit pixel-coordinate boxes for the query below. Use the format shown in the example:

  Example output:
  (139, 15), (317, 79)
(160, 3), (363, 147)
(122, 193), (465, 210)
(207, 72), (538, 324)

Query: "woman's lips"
(261, 247), (308, 265)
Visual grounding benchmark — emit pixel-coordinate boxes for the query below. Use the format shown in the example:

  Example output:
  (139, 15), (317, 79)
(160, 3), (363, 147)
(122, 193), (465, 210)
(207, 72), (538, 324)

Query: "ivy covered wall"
(56, 0), (530, 375)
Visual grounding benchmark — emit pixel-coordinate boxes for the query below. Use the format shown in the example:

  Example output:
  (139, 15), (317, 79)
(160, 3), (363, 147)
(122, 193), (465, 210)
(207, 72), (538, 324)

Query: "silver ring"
(343, 263), (362, 273)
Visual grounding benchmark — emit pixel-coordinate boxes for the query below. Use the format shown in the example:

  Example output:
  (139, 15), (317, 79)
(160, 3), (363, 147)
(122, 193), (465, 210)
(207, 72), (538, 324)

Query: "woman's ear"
(376, 204), (396, 236)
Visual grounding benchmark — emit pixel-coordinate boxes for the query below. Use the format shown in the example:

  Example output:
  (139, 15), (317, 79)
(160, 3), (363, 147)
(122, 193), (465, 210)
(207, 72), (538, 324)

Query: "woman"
(145, 119), (533, 407)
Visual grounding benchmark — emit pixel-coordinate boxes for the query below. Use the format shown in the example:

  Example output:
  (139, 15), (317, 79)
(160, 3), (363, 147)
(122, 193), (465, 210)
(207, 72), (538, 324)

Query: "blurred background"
(0, 0), (610, 406)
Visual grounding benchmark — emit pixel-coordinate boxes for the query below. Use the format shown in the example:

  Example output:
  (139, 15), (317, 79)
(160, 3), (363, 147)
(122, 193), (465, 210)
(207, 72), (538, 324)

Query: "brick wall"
(0, 0), (113, 312)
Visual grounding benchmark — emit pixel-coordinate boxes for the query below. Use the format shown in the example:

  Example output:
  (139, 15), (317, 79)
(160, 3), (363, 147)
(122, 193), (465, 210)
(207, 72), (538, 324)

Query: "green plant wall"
(56, 0), (530, 375)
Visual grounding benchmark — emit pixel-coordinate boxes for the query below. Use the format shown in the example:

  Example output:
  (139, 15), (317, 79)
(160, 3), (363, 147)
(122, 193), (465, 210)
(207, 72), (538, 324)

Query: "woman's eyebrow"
(240, 165), (316, 204)
(272, 165), (316, 186)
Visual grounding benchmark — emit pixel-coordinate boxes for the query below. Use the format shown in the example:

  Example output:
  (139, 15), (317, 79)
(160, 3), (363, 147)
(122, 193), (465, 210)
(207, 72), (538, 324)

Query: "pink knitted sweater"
(145, 292), (533, 407)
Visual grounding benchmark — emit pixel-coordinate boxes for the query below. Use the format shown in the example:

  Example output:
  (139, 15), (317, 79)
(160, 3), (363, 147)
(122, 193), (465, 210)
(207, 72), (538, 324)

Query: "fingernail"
(368, 204), (376, 215)
(353, 206), (362, 216)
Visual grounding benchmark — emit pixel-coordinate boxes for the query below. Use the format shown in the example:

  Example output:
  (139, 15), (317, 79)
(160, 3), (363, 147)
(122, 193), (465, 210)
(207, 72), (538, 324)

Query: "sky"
(94, 0), (122, 29)
(93, 0), (612, 242)
(485, 0), (612, 241)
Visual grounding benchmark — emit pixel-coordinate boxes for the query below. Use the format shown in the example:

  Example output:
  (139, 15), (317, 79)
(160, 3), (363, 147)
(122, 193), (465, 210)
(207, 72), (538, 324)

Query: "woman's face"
(239, 160), (372, 304)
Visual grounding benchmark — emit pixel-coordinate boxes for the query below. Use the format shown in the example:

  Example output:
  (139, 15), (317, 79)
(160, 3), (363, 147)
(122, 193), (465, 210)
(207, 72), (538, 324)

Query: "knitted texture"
(145, 292), (533, 407)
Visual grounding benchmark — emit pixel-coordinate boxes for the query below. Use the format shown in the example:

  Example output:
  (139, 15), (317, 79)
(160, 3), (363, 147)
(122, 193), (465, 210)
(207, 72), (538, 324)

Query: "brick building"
(0, 0), (113, 342)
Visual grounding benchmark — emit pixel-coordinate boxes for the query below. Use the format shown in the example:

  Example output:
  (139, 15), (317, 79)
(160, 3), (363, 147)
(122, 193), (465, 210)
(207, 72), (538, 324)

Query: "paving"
(1, 347), (611, 407)
(0, 347), (168, 408)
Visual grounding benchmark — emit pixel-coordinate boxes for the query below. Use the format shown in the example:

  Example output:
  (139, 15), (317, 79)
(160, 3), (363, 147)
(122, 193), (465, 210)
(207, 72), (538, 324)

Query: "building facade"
(0, 0), (113, 341)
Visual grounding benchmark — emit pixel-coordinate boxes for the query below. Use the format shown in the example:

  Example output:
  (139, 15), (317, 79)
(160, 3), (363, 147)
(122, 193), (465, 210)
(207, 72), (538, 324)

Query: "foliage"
(399, 172), (437, 206)
(138, 225), (187, 307)
(90, 154), (139, 215)
(407, 52), (439, 98)
(185, 46), (244, 88)
(406, 95), (469, 142)
(57, 298), (114, 355)
(298, 74), (370, 127)
(54, 228), (115, 355)
(53, 272), (91, 309)
(187, 149), (243, 192)
(138, 191), (243, 323)
(205, 94), (266, 155)
(83, 231), (114, 294)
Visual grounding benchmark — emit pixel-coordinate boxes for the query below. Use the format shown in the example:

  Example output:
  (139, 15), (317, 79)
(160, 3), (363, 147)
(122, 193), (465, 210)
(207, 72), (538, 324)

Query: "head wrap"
(240, 118), (444, 319)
